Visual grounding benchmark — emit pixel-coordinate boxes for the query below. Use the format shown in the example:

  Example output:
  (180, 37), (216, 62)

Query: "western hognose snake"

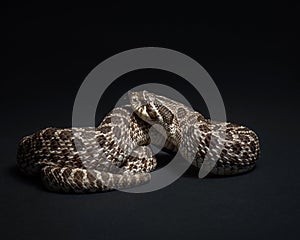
(17, 91), (260, 193)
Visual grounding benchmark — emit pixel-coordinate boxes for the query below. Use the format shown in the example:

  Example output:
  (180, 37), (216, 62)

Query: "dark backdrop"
(2, 5), (299, 240)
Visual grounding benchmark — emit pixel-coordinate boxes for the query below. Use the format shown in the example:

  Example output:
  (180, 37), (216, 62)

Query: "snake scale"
(17, 91), (260, 193)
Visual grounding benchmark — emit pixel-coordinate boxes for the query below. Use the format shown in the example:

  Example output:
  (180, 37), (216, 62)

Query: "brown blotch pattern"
(74, 170), (84, 183)
(96, 135), (106, 146)
(232, 143), (241, 154)
(250, 141), (256, 152)
(59, 130), (72, 141)
(99, 126), (111, 134)
(44, 128), (57, 140)
(102, 117), (111, 125)
(199, 124), (210, 133)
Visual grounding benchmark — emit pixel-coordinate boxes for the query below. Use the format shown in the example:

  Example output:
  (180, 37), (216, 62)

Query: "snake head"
(128, 91), (159, 124)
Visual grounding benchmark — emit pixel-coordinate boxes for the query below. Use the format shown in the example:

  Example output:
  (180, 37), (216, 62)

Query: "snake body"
(17, 106), (155, 192)
(17, 91), (260, 192)
(129, 91), (260, 176)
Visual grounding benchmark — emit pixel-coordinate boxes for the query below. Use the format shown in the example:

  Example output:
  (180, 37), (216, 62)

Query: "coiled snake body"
(17, 91), (260, 192)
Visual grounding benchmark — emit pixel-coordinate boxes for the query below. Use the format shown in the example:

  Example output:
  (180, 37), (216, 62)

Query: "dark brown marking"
(72, 155), (83, 167)
(102, 117), (111, 125)
(107, 140), (115, 149)
(243, 152), (249, 159)
(87, 171), (96, 183)
(74, 170), (84, 182)
(225, 133), (234, 141)
(199, 124), (210, 133)
(59, 130), (73, 141)
(240, 134), (250, 142)
(250, 141), (256, 152)
(52, 155), (59, 162)
(62, 149), (71, 156)
(232, 143), (241, 154)
(100, 126), (111, 134)
(97, 135), (106, 146)
(50, 139), (60, 148)
(44, 128), (57, 139)
(204, 134), (211, 146)
(62, 168), (72, 179)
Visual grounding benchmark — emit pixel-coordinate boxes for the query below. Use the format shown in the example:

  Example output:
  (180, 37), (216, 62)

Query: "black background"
(2, 5), (300, 240)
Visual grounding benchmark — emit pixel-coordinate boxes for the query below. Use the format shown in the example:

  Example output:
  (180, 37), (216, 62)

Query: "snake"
(129, 91), (260, 176)
(17, 91), (260, 193)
